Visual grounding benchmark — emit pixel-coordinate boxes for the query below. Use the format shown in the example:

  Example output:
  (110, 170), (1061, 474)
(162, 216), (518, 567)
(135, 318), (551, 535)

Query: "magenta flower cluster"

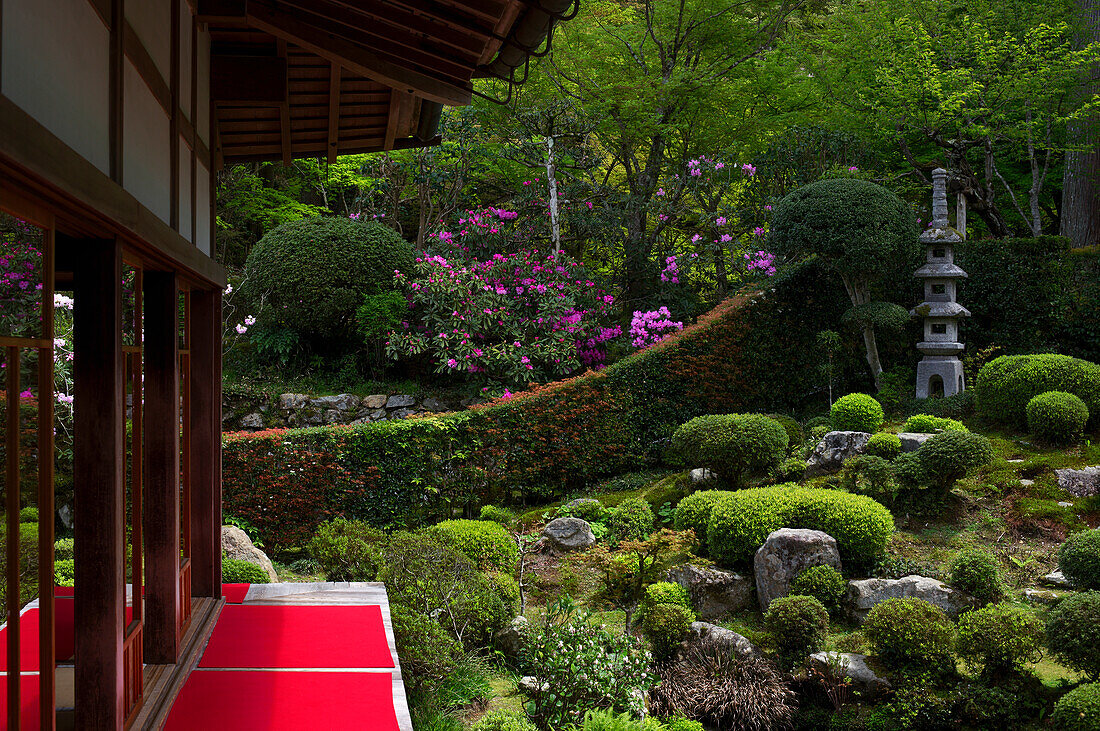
(629, 307), (683, 349)
(1, 220), (46, 337)
(745, 251), (777, 276)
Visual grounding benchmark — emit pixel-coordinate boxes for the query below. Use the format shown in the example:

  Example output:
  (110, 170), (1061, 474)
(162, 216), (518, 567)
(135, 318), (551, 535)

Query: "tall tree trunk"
(841, 274), (884, 389)
(1062, 0), (1100, 249)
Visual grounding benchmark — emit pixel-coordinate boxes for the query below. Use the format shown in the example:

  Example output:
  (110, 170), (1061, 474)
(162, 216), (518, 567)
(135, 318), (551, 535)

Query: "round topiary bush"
(54, 538), (74, 561)
(608, 497), (655, 541)
(670, 413), (789, 487)
(308, 517), (386, 582)
(479, 505), (516, 526)
(949, 548), (1004, 605)
(1027, 391), (1090, 445)
(773, 457), (806, 483)
(54, 558), (74, 587)
(955, 603), (1044, 678)
(975, 353), (1100, 427)
(18, 507), (38, 524)
(789, 565), (846, 612)
(865, 432), (902, 460)
(839, 454), (898, 504)
(1059, 530), (1100, 590)
(636, 581), (693, 622)
(554, 498), (607, 523)
(1047, 591), (1100, 680)
(470, 711), (539, 731)
(764, 594), (829, 668)
(239, 217), (416, 350)
(221, 557), (271, 584)
(641, 601), (696, 659)
(916, 430), (994, 489)
(902, 414), (968, 434)
(426, 519), (518, 573)
(672, 490), (733, 546)
(863, 597), (955, 671)
(706, 486), (894, 567)
(1051, 683), (1100, 731)
(831, 393), (885, 433)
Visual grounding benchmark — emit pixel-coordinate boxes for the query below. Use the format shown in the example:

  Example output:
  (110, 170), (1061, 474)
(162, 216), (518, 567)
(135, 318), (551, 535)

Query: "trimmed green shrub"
(892, 451), (928, 489)
(0, 523), (39, 616)
(670, 413), (788, 487)
(641, 602), (695, 659)
(955, 603), (1044, 678)
(1051, 683), (1100, 731)
(949, 548), (1004, 605)
(54, 558), (74, 587)
(839, 454), (898, 504)
(471, 711), (539, 731)
(865, 432), (902, 459)
(636, 581), (692, 625)
(1060, 530), (1100, 590)
(609, 498), (655, 542)
(578, 709), (663, 731)
(788, 565), (846, 612)
(426, 519), (518, 573)
(54, 538), (74, 561)
(660, 719), (704, 731)
(773, 457), (806, 483)
(831, 393), (884, 433)
(222, 557), (271, 584)
(767, 414), (804, 453)
(18, 507), (38, 523)
(308, 517), (385, 582)
(764, 595), (829, 668)
(916, 430), (994, 489)
(479, 505), (516, 526)
(1048, 591), (1100, 680)
(391, 605), (461, 691)
(706, 486), (894, 566)
(863, 597), (955, 671)
(902, 414), (967, 434)
(975, 353), (1100, 427)
(804, 416), (832, 431)
(672, 490), (732, 546)
(1027, 390), (1090, 444)
(486, 570), (521, 616)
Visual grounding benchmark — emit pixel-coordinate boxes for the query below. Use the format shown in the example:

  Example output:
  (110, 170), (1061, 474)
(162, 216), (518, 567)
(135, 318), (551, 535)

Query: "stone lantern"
(913, 168), (970, 399)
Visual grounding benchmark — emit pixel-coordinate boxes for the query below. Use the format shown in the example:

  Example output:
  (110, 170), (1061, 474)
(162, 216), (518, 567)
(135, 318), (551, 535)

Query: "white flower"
(224, 284), (234, 295)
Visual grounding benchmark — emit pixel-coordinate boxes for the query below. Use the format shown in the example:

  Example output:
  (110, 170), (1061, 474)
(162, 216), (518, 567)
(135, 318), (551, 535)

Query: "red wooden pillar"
(73, 238), (125, 730)
(189, 288), (221, 597)
(143, 271), (180, 663)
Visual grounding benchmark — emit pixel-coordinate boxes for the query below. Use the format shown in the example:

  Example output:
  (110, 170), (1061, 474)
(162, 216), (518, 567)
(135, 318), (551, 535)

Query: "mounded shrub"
(426, 519), (518, 573)
(772, 457), (806, 483)
(892, 451), (927, 489)
(54, 558), (74, 587)
(390, 605), (461, 691)
(18, 507), (38, 523)
(902, 414), (967, 434)
(863, 597), (955, 671)
(54, 538), (74, 561)
(706, 486), (894, 566)
(916, 430), (994, 489)
(764, 594), (829, 668)
(670, 413), (788, 487)
(641, 602), (696, 659)
(839, 455), (898, 504)
(0, 523), (39, 616)
(766, 414), (804, 453)
(1059, 529), (1100, 590)
(955, 603), (1044, 678)
(831, 393), (884, 433)
(221, 557), (271, 584)
(1027, 391), (1090, 444)
(1051, 683), (1100, 731)
(555, 499), (607, 523)
(672, 490), (732, 545)
(609, 497), (655, 542)
(470, 711), (539, 731)
(949, 548), (1004, 605)
(479, 505), (516, 526)
(788, 565), (846, 612)
(865, 432), (902, 459)
(1047, 591), (1100, 680)
(635, 581), (693, 626)
(975, 353), (1100, 427)
(307, 517), (385, 582)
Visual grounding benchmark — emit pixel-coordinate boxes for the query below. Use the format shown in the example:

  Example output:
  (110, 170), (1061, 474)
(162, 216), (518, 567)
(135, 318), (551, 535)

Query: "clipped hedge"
(975, 353), (1100, 427)
(669, 413), (788, 486)
(1027, 391), (1089, 444)
(672, 490), (732, 546)
(426, 519), (518, 573)
(706, 486), (894, 566)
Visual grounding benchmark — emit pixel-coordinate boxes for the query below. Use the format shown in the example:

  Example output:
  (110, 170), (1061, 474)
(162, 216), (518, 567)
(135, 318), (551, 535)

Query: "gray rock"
(369, 409), (388, 421)
(897, 432), (933, 453)
(311, 393), (360, 411)
(754, 528), (842, 611)
(221, 525), (278, 583)
(1020, 479), (1035, 486)
(518, 676), (547, 694)
(1042, 569), (1073, 588)
(58, 504), (73, 530)
(363, 394), (387, 410)
(494, 615), (529, 657)
(690, 467), (718, 483)
(322, 409), (345, 424)
(809, 652), (890, 698)
(390, 408), (415, 419)
(676, 622), (757, 662)
(1057, 466), (1100, 498)
(278, 393), (310, 410)
(421, 397), (450, 413)
(386, 394), (417, 409)
(666, 564), (755, 620)
(845, 575), (976, 622)
(541, 517), (596, 552)
(805, 431), (872, 476)
(1059, 501), (1074, 508)
(1024, 588), (1062, 605)
(239, 412), (264, 430)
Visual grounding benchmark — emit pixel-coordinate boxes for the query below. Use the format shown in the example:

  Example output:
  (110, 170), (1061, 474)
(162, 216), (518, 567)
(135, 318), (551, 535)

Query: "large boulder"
(540, 517), (596, 552)
(675, 621), (757, 662)
(805, 431), (872, 476)
(1057, 466), (1100, 498)
(897, 432), (933, 453)
(666, 564), (755, 620)
(494, 615), (529, 657)
(809, 652), (890, 698)
(844, 575), (976, 622)
(221, 525), (278, 583)
(754, 528), (842, 611)
(386, 394), (416, 409)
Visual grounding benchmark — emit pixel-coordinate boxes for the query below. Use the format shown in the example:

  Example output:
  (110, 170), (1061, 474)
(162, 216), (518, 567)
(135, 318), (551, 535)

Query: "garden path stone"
(666, 564), (754, 620)
(1056, 466), (1100, 497)
(221, 525), (279, 583)
(805, 431), (872, 476)
(754, 528), (841, 611)
(844, 575), (976, 622)
(362, 394), (388, 409)
(897, 432), (933, 452)
(386, 394), (416, 409)
(809, 652), (890, 697)
(676, 622), (757, 661)
(541, 517), (596, 552)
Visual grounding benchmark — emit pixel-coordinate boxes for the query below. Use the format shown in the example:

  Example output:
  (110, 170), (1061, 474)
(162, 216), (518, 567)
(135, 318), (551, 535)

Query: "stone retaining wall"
(222, 391), (482, 432)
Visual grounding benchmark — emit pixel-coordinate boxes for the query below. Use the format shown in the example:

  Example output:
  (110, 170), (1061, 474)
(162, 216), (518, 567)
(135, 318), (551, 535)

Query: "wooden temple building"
(0, 0), (569, 727)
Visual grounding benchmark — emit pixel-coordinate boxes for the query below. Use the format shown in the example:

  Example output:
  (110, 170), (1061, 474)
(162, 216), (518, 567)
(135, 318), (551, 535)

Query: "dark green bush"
(975, 353), (1100, 427)
(864, 597), (955, 671)
(1048, 591), (1100, 680)
(902, 414), (967, 434)
(391, 605), (462, 691)
(18, 507), (38, 523)
(767, 414), (804, 453)
(831, 393), (885, 433)
(672, 490), (731, 546)
(609, 497), (655, 542)
(641, 602), (695, 659)
(865, 432), (902, 459)
(670, 413), (788, 487)
(308, 517), (385, 582)
(707, 486), (894, 566)
(764, 595), (829, 668)
(635, 581), (693, 626)
(949, 548), (1004, 605)
(1060, 530), (1100, 590)
(54, 538), (74, 561)
(1027, 390), (1090, 444)
(839, 455), (898, 504)
(955, 603), (1043, 678)
(555, 498), (608, 523)
(479, 505), (516, 526)
(239, 217), (415, 352)
(788, 565), (846, 612)
(0, 523), (39, 616)
(54, 558), (74, 587)
(773, 457), (806, 483)
(426, 519), (518, 573)
(892, 451), (928, 489)
(222, 557), (271, 584)
(1051, 683), (1100, 731)
(916, 431), (994, 490)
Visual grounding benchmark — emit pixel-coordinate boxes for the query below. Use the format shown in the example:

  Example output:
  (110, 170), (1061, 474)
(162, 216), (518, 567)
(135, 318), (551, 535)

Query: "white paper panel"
(179, 137), (193, 241)
(126, 0), (171, 85)
(195, 26), (210, 145)
(196, 161), (211, 255)
(123, 62), (171, 224)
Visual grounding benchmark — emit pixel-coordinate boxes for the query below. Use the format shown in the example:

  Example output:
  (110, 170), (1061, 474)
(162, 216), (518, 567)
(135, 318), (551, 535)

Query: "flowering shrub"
(0, 216), (46, 338)
(630, 307), (683, 348)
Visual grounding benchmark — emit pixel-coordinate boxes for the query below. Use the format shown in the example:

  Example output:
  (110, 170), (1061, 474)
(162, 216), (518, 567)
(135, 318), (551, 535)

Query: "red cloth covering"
(222, 583), (251, 604)
(0, 674), (44, 730)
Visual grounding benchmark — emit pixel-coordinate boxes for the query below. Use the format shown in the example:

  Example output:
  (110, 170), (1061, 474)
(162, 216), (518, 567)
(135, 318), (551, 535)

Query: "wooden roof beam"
(327, 63), (341, 163)
(277, 40), (292, 164)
